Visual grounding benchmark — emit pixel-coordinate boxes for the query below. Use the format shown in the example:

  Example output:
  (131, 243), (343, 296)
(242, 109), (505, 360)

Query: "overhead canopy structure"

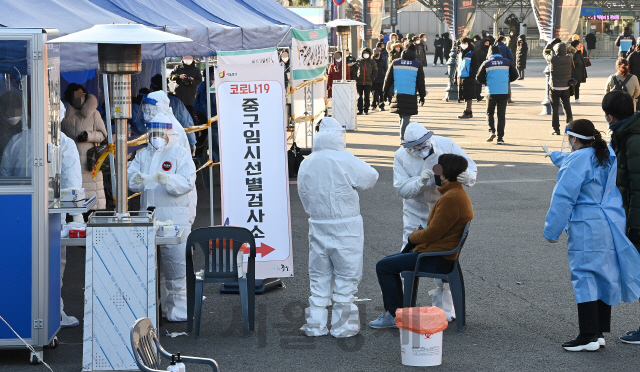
(0, 0), (324, 71)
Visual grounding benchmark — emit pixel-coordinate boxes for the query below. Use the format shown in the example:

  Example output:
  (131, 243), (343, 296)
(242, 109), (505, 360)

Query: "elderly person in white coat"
(393, 122), (477, 321)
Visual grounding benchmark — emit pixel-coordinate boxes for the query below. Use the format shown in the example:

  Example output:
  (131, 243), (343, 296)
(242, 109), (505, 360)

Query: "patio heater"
(48, 25), (192, 372)
(326, 19), (365, 130)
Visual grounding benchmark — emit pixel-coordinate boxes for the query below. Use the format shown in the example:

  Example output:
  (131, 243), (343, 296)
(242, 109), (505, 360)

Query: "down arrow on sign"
(242, 243), (276, 257)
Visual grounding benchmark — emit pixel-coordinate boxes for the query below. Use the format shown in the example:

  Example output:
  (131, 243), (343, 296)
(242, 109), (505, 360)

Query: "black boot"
(458, 110), (472, 119)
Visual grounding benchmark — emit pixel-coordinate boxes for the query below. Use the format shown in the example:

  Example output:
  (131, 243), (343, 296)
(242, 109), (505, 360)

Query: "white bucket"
(400, 328), (443, 367)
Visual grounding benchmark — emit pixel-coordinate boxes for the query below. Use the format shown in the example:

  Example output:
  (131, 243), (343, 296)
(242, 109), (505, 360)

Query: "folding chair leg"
(447, 273), (465, 332)
(401, 272), (418, 308)
(459, 270), (466, 327)
(248, 268), (255, 330)
(194, 281), (204, 338)
(238, 278), (250, 338)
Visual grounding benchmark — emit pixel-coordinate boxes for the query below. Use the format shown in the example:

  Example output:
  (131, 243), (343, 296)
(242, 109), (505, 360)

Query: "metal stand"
(540, 62), (563, 116)
(444, 46), (458, 102)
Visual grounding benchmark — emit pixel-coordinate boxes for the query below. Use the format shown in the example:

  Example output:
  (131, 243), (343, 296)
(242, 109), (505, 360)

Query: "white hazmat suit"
(393, 122), (477, 321)
(297, 117), (379, 338)
(143, 91), (198, 228)
(127, 114), (196, 322)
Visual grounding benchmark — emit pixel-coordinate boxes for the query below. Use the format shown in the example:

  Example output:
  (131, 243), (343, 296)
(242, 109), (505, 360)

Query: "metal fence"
(527, 36), (621, 59)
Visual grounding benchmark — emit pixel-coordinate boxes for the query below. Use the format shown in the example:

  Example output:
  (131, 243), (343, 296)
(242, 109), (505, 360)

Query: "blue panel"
(0, 194), (32, 340)
(48, 213), (61, 341)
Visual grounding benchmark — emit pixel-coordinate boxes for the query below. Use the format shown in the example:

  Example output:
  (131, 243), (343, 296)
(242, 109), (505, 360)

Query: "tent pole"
(102, 74), (117, 207)
(162, 58), (168, 93)
(205, 57), (214, 226)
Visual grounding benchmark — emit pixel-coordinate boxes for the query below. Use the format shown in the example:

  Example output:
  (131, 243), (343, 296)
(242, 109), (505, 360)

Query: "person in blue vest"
(495, 36), (515, 104)
(616, 27), (636, 59)
(456, 37), (480, 119)
(543, 119), (640, 351)
(383, 44), (427, 143)
(476, 46), (518, 144)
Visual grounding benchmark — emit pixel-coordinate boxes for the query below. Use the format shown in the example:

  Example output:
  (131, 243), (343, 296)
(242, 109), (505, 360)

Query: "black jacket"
(383, 49), (426, 116)
(372, 55), (388, 84)
(355, 48), (378, 86)
(443, 33), (453, 59)
(475, 39), (491, 63)
(585, 33), (597, 49)
(629, 49), (640, 78)
(170, 61), (203, 106)
(516, 40), (528, 70)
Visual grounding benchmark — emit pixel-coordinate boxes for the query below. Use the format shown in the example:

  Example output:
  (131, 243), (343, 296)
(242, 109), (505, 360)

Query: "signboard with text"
(214, 63), (293, 279)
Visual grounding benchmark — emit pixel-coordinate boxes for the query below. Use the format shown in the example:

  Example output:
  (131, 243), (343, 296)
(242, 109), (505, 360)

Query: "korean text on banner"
(291, 27), (329, 81)
(217, 47), (278, 65)
(214, 63), (293, 279)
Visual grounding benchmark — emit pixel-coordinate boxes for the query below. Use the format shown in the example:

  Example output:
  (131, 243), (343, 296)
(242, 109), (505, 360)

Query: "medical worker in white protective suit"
(128, 113), (196, 322)
(0, 103), (83, 326)
(393, 122), (477, 321)
(297, 117), (379, 338)
(142, 90), (197, 229)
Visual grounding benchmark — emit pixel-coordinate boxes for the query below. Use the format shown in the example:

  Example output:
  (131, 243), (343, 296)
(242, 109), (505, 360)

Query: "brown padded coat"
(408, 182), (474, 260)
(61, 94), (107, 210)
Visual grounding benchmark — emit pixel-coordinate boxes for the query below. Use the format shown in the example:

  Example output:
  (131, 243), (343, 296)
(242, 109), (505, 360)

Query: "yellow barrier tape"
(127, 159), (219, 200)
(91, 143), (115, 179)
(285, 75), (327, 97)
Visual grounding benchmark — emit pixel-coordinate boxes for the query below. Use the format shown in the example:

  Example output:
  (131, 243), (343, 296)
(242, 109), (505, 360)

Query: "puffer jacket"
(516, 39), (528, 70)
(456, 45), (479, 100)
(383, 49), (426, 116)
(170, 61), (203, 106)
(355, 48), (378, 86)
(544, 43), (573, 88)
(475, 39), (491, 63)
(610, 111), (640, 246)
(61, 94), (107, 210)
(389, 42), (403, 63)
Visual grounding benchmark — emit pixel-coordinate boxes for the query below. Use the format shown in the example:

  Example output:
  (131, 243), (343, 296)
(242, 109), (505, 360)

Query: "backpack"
(612, 74), (633, 92)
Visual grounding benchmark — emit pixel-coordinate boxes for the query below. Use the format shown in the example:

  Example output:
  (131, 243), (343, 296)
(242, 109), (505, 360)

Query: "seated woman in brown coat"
(369, 153), (474, 328)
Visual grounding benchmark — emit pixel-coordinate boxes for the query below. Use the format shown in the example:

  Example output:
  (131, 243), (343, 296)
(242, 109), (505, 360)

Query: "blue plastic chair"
(131, 317), (219, 372)
(401, 222), (470, 331)
(186, 226), (256, 338)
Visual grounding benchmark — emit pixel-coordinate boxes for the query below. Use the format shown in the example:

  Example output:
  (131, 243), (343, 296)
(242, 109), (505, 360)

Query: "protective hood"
(312, 117), (345, 152)
(403, 122), (430, 144)
(146, 91), (171, 111)
(554, 43), (567, 56)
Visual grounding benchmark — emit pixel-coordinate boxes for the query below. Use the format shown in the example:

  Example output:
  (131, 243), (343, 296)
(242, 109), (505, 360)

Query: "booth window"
(0, 40), (32, 186)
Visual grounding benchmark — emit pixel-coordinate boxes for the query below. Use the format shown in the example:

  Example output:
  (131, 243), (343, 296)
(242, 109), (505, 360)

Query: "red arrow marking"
(241, 243), (275, 257)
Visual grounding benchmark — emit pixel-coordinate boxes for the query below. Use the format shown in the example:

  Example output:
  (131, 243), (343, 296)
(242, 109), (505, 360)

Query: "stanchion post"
(205, 57), (215, 226)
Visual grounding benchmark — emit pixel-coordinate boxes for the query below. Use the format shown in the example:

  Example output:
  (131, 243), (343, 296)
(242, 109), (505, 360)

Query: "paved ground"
(4, 57), (640, 371)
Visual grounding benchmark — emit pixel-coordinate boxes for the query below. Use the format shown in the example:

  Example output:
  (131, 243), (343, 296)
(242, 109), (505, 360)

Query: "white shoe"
(432, 63), (436, 67)
(440, 63), (444, 66)
(61, 311), (79, 327)
(575, 99), (580, 103)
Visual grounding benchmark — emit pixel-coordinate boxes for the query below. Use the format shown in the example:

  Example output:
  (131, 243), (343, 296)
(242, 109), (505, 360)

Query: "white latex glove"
(191, 145), (196, 157)
(154, 172), (169, 185)
(542, 145), (551, 158)
(546, 238), (558, 243)
(457, 170), (471, 185)
(421, 169), (434, 184)
(72, 214), (85, 223)
(132, 172), (146, 185)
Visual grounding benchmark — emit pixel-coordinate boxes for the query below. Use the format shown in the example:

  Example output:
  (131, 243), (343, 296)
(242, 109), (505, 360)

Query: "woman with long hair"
(605, 58), (640, 109)
(544, 119), (640, 351)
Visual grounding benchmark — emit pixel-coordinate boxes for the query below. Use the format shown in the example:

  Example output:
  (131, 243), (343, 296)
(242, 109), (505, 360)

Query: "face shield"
(141, 96), (161, 122)
(146, 121), (172, 150)
(404, 130), (434, 158)
(561, 127), (594, 152)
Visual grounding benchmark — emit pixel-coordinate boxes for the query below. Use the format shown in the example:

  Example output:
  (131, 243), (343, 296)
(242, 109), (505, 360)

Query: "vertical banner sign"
(365, 0), (384, 43)
(291, 27), (329, 144)
(217, 47), (278, 65)
(215, 63), (294, 279)
(532, 0), (582, 42)
(440, 0), (477, 39)
(457, 0), (478, 39)
(390, 0), (398, 26)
